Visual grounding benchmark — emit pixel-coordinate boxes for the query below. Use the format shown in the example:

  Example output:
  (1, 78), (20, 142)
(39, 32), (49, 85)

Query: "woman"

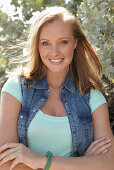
(0, 6), (113, 170)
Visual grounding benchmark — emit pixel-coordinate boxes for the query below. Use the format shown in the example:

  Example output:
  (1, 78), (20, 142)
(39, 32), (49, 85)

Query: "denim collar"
(62, 70), (76, 94)
(26, 69), (76, 94)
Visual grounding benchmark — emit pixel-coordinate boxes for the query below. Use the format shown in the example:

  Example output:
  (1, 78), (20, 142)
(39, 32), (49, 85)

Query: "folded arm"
(0, 92), (113, 170)
(48, 103), (114, 170)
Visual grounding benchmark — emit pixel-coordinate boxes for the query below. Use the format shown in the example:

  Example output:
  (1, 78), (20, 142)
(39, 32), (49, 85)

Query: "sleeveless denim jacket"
(17, 70), (93, 157)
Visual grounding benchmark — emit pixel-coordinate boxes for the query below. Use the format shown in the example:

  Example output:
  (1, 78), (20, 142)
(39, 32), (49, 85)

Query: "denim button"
(20, 115), (23, 119)
(33, 109), (36, 112)
(73, 130), (76, 134)
(41, 98), (44, 102)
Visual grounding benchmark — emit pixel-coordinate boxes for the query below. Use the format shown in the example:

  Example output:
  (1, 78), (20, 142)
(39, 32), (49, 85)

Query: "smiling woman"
(0, 6), (114, 170)
(38, 18), (77, 74)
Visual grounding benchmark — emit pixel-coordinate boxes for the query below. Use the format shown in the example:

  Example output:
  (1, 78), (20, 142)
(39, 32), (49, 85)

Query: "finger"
(0, 143), (19, 153)
(0, 151), (17, 167)
(86, 137), (106, 152)
(0, 147), (18, 161)
(86, 141), (111, 156)
(95, 143), (112, 155)
(101, 149), (108, 155)
(90, 139), (111, 154)
(10, 158), (19, 170)
(86, 137), (111, 153)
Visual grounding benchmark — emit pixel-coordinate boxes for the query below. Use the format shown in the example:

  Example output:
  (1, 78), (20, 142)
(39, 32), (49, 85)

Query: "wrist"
(35, 151), (53, 170)
(44, 151), (53, 170)
(36, 154), (47, 169)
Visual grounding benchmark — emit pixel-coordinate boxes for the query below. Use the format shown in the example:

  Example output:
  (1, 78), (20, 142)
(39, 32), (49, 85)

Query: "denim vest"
(17, 70), (93, 157)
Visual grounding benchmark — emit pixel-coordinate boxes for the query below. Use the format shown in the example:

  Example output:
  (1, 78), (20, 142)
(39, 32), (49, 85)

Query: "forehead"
(39, 18), (73, 39)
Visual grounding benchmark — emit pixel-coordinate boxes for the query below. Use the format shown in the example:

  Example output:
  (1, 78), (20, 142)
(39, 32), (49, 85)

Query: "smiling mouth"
(49, 58), (64, 64)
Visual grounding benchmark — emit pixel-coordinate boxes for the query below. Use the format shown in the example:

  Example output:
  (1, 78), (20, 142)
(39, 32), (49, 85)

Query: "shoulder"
(1, 76), (22, 104)
(2, 76), (20, 89)
(89, 89), (107, 113)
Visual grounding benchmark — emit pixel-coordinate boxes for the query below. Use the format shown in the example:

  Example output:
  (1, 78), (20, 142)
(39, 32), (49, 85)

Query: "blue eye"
(60, 40), (68, 45)
(42, 42), (50, 46)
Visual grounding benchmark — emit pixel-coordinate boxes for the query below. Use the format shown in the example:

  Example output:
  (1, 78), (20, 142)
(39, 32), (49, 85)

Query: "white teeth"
(50, 59), (63, 62)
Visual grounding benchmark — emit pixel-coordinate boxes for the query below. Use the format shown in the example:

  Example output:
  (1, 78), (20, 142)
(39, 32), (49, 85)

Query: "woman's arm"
(37, 103), (114, 170)
(0, 92), (46, 170)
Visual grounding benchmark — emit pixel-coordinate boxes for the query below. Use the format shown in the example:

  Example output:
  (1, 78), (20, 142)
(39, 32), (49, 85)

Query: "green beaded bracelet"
(44, 151), (53, 170)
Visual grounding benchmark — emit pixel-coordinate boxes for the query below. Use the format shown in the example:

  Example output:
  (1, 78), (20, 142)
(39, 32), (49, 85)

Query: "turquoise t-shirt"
(1, 76), (107, 157)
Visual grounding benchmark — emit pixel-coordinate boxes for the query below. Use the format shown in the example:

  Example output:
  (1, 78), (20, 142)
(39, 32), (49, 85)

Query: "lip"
(49, 58), (64, 64)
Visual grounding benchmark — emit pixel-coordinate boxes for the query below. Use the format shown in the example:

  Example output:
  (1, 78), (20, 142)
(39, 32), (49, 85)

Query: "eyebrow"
(39, 37), (71, 41)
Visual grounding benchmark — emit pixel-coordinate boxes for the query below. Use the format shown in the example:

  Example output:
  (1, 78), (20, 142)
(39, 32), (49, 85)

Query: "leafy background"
(0, 0), (114, 133)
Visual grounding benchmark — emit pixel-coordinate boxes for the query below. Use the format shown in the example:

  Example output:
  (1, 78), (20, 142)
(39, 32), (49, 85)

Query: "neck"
(46, 69), (69, 89)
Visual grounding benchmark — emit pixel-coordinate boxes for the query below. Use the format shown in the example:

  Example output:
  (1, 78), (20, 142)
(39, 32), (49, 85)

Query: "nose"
(51, 44), (60, 56)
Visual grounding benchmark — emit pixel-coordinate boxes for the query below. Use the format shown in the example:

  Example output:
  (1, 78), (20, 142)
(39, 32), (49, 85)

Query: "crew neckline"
(38, 109), (68, 121)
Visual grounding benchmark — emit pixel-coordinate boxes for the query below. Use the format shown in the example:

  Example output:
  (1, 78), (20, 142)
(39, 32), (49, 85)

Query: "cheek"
(39, 47), (48, 59)
(63, 46), (74, 58)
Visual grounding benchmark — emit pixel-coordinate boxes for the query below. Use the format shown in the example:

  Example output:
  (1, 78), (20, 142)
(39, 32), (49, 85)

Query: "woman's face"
(39, 18), (77, 74)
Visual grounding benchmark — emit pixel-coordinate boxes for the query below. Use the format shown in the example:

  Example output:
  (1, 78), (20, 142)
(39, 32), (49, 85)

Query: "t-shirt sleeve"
(1, 76), (22, 104)
(89, 89), (107, 113)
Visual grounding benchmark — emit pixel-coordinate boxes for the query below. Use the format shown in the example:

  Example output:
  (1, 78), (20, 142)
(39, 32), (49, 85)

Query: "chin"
(47, 66), (69, 74)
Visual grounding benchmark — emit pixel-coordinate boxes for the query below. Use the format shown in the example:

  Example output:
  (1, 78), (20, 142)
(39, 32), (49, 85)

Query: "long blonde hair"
(20, 6), (102, 94)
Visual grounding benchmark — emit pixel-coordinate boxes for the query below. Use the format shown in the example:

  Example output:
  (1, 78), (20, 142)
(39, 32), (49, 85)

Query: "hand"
(0, 143), (42, 170)
(84, 137), (112, 156)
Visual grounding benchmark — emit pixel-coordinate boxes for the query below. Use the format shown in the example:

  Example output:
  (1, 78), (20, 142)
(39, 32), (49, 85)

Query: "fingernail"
(108, 143), (111, 146)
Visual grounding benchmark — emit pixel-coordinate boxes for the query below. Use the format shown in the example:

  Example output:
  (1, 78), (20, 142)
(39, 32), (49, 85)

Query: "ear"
(74, 39), (78, 49)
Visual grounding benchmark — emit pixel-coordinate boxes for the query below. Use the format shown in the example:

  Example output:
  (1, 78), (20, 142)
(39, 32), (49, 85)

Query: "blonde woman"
(0, 7), (113, 170)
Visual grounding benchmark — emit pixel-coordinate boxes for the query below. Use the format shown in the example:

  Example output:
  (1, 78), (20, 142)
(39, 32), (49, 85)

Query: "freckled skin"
(39, 18), (77, 74)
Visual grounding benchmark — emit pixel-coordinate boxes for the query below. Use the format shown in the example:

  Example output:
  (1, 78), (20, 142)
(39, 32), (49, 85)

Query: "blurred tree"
(0, 9), (25, 89)
(10, 0), (82, 22)
(77, 0), (114, 78)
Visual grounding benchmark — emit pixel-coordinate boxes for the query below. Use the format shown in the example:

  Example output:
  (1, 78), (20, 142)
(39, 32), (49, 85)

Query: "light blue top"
(2, 76), (107, 157)
(28, 109), (72, 157)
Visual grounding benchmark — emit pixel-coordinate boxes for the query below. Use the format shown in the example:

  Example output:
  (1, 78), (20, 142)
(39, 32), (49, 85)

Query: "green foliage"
(10, 0), (82, 22)
(77, 0), (114, 78)
(11, 0), (43, 22)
